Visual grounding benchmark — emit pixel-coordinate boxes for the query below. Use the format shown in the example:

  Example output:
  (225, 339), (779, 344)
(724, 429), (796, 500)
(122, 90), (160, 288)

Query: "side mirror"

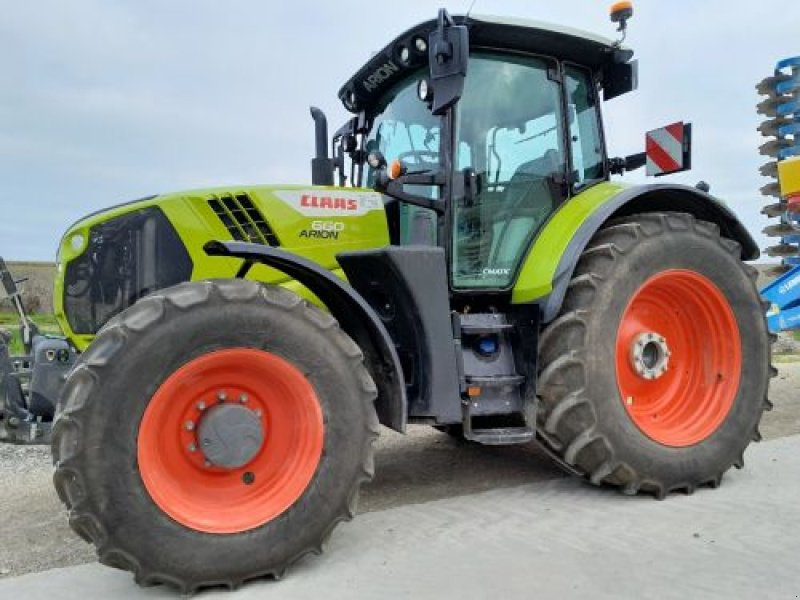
(427, 9), (468, 115)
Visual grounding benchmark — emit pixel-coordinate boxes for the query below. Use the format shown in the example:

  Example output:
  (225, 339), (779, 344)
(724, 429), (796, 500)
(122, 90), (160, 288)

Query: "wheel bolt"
(239, 394), (248, 404)
(254, 409), (263, 418)
(204, 460), (212, 468)
(187, 443), (197, 453)
(197, 401), (206, 411)
(217, 391), (227, 403)
(184, 421), (195, 431)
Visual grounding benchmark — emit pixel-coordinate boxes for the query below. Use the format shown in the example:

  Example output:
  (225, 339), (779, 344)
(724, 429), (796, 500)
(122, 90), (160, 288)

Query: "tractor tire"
(537, 213), (774, 499)
(51, 279), (379, 593)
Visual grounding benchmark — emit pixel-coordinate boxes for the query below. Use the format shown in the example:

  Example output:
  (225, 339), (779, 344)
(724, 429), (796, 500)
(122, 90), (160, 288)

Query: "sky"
(1, 0), (798, 261)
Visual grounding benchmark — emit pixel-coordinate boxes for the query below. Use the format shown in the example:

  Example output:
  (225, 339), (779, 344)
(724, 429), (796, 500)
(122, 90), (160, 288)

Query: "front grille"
(208, 193), (280, 246)
(63, 207), (193, 335)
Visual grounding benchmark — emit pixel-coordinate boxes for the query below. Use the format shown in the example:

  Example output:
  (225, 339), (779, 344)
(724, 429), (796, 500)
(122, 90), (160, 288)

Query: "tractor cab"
(330, 10), (637, 291)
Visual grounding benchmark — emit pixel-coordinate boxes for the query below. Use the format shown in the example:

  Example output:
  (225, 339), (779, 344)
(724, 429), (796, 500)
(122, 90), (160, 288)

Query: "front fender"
(512, 182), (758, 322)
(205, 240), (407, 432)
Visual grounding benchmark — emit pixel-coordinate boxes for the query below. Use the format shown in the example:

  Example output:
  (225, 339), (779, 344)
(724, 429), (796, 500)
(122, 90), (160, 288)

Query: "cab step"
(466, 374), (525, 387)
(459, 313), (514, 335)
(464, 426), (535, 445)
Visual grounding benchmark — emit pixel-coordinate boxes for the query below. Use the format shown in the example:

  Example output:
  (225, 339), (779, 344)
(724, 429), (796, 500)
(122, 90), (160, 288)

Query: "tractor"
(48, 6), (771, 592)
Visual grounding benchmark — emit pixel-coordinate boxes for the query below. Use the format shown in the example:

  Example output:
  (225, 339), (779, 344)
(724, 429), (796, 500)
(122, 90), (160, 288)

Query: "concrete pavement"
(2, 435), (799, 599)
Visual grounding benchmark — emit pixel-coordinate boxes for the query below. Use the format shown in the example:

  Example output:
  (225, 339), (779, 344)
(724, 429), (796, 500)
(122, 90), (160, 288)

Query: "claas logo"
(300, 195), (359, 211)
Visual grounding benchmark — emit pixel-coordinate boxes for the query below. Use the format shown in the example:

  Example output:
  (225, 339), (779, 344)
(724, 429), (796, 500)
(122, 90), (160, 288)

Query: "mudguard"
(512, 182), (759, 322)
(204, 240), (407, 432)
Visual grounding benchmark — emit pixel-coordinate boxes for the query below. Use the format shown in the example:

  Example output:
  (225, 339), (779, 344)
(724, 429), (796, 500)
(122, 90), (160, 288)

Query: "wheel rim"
(137, 348), (324, 534)
(615, 269), (741, 447)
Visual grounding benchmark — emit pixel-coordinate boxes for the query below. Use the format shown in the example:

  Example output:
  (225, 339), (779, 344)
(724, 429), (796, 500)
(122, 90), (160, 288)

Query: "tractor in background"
(44, 5), (771, 592)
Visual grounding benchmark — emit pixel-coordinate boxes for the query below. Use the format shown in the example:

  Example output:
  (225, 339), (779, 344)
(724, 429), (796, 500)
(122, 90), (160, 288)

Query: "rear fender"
(513, 183), (759, 322)
(204, 241), (407, 432)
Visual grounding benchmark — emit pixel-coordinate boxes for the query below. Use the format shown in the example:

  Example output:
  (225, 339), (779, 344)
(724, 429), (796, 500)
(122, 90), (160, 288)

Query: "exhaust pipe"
(310, 106), (334, 186)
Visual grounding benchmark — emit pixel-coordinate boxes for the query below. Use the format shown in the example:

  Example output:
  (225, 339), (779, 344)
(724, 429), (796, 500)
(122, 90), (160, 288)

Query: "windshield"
(362, 73), (442, 245)
(453, 53), (566, 289)
(359, 52), (568, 275)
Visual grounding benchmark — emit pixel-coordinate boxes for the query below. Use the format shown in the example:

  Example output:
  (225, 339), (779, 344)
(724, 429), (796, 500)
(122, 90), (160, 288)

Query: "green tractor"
(50, 6), (771, 592)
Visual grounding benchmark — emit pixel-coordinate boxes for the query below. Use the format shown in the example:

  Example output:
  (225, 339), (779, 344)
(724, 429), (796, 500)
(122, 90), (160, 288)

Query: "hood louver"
(208, 193), (280, 247)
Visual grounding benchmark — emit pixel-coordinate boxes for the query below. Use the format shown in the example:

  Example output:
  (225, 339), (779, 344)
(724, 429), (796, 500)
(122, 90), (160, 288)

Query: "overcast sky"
(2, 1), (798, 261)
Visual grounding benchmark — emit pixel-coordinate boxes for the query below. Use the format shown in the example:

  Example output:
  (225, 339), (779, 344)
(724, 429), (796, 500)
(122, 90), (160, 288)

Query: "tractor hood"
(55, 185), (390, 350)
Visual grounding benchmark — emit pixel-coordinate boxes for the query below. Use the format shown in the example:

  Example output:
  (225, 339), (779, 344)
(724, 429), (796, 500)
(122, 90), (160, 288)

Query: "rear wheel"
(537, 213), (774, 498)
(52, 280), (379, 592)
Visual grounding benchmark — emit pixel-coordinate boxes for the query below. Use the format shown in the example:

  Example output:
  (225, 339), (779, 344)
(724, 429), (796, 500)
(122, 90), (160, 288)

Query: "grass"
(773, 354), (800, 363)
(0, 312), (63, 355)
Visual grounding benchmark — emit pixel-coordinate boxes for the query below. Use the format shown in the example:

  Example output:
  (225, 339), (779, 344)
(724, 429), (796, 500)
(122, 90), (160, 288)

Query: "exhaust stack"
(310, 106), (334, 186)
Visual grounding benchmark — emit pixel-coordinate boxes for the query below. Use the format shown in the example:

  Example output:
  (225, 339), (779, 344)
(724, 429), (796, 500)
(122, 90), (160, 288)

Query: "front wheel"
(52, 280), (379, 593)
(537, 213), (773, 498)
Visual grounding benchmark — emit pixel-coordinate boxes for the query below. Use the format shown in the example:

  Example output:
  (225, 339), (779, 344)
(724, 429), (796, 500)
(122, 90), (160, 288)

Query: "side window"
(565, 66), (604, 184)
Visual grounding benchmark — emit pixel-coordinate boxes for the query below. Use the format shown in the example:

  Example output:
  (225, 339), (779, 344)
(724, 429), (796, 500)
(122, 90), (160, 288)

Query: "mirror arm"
(374, 172), (446, 214)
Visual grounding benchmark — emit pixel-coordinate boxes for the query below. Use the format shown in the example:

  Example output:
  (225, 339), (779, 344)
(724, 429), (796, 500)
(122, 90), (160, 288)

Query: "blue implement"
(761, 264), (800, 331)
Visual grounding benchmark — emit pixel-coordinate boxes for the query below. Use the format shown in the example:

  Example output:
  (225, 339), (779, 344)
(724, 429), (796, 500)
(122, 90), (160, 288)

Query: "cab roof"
(338, 13), (634, 114)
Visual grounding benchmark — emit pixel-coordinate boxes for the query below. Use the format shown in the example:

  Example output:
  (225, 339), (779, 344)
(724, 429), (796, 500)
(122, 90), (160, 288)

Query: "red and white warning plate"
(646, 121), (691, 177)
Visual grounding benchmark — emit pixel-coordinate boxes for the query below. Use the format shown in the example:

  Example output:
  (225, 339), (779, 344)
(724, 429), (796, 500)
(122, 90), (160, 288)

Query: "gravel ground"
(1, 361), (798, 580)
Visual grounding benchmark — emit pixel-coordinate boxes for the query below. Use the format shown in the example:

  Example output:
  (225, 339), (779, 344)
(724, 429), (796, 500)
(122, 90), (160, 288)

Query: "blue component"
(778, 99), (800, 116)
(762, 266), (800, 333)
(767, 304), (800, 333)
(778, 146), (800, 160)
(478, 337), (498, 355)
(776, 56), (800, 70)
(776, 75), (800, 95)
(778, 121), (800, 137)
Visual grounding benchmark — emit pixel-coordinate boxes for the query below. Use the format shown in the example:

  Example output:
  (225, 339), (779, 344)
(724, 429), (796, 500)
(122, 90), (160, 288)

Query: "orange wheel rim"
(615, 270), (741, 447)
(137, 348), (324, 534)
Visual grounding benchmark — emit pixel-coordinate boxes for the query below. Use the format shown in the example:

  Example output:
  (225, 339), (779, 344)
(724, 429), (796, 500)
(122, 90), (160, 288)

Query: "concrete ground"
(1, 433), (799, 599)
(0, 362), (798, 597)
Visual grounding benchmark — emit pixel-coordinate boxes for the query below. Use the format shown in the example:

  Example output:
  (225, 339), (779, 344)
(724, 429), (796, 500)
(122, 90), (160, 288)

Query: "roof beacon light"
(610, 1), (633, 45)
(610, 1), (633, 29)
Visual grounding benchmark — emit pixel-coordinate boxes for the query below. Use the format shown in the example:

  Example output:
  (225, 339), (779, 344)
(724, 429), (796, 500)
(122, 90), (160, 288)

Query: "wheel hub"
(630, 332), (670, 380)
(196, 403), (264, 469)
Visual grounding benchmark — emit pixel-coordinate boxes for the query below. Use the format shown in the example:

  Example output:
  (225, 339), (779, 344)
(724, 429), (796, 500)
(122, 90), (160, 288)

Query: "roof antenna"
(465, 0), (478, 22)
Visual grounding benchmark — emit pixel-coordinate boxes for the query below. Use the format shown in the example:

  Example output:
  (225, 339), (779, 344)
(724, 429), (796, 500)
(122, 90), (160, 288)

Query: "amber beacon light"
(610, 1), (634, 30)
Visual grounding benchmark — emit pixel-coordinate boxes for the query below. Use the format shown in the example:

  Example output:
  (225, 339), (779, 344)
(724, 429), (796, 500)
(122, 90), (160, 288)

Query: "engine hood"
(55, 184), (391, 350)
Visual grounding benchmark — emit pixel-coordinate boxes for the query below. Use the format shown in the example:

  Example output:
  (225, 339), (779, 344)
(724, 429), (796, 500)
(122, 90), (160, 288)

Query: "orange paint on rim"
(137, 348), (324, 534)
(615, 270), (741, 447)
